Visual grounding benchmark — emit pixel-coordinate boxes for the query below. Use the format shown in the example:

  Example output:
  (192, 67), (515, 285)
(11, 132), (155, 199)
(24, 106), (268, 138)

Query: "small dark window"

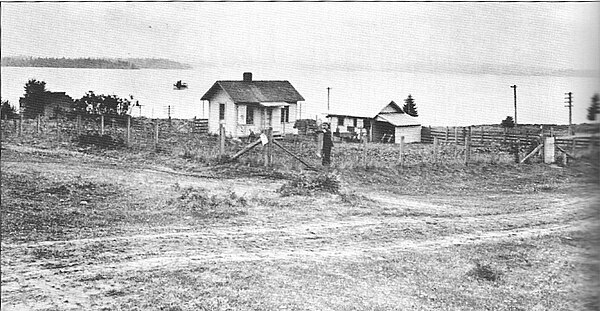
(281, 106), (289, 123)
(219, 104), (225, 120)
(246, 107), (254, 124)
(338, 116), (344, 126)
(353, 118), (357, 127)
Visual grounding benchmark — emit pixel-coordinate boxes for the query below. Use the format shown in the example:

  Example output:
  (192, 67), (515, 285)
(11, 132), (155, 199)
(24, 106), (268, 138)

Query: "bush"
(278, 172), (341, 196)
(75, 133), (125, 149)
(175, 187), (247, 219)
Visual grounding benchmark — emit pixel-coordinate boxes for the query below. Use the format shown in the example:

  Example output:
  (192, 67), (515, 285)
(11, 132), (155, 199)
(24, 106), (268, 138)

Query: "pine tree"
(403, 94), (418, 117)
(587, 93), (599, 121)
(501, 116), (515, 128)
(21, 79), (50, 119)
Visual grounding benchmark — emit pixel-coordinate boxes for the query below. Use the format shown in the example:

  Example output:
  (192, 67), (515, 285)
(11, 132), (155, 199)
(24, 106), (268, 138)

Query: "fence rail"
(421, 126), (600, 150)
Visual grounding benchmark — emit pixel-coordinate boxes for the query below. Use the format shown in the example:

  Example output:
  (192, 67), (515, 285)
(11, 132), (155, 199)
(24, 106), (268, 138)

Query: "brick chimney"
(243, 72), (252, 82)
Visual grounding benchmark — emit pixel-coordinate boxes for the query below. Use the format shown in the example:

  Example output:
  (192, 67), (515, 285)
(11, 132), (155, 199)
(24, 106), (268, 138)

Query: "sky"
(1, 2), (599, 125)
(1, 2), (599, 74)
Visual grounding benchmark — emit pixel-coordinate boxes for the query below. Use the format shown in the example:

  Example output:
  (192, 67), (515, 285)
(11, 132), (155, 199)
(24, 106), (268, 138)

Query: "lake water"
(1, 66), (598, 126)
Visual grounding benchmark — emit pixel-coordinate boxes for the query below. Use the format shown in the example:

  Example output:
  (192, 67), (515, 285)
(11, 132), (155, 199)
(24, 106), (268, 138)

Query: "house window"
(219, 103), (225, 120)
(246, 107), (254, 124)
(281, 106), (289, 123)
(338, 116), (344, 126)
(353, 118), (357, 127)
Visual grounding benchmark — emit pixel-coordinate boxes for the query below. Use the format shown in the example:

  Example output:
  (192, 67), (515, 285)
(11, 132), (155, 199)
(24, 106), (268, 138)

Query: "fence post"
(219, 123), (225, 156)
(154, 119), (159, 150)
(514, 139), (520, 163)
(399, 136), (405, 167)
(18, 114), (23, 137)
(268, 128), (273, 166)
(362, 131), (368, 167)
(36, 115), (41, 134)
(464, 127), (471, 165)
(445, 126), (449, 142)
(126, 115), (131, 147)
(480, 127), (484, 145)
(433, 137), (439, 163)
(454, 127), (458, 144)
(100, 115), (105, 135)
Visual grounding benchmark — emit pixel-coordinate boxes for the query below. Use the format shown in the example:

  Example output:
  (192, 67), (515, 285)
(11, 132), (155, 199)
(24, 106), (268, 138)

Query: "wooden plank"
(519, 144), (543, 164)
(230, 138), (262, 161)
(556, 145), (575, 159)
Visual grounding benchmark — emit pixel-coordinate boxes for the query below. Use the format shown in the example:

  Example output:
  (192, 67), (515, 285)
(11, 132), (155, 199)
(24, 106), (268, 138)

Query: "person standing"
(322, 123), (334, 166)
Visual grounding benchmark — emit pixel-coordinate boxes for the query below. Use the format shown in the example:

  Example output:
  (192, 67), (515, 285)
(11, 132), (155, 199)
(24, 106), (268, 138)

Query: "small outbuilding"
(200, 72), (305, 138)
(327, 100), (421, 143)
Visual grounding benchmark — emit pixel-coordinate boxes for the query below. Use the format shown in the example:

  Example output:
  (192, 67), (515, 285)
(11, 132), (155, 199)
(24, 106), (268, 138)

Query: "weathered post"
(445, 126), (449, 143)
(399, 136), (405, 167)
(219, 123), (225, 156)
(433, 137), (439, 163)
(480, 127), (484, 145)
(362, 131), (368, 167)
(454, 127), (458, 144)
(18, 114), (23, 137)
(126, 115), (131, 147)
(514, 139), (520, 163)
(267, 128), (273, 166)
(154, 119), (159, 150)
(100, 115), (105, 135)
(464, 127), (471, 165)
(36, 115), (41, 134)
(316, 127), (323, 158)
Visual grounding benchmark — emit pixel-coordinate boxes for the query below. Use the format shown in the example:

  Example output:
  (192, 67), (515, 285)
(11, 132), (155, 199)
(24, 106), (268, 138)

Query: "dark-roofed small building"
(327, 100), (421, 143)
(200, 72), (305, 137)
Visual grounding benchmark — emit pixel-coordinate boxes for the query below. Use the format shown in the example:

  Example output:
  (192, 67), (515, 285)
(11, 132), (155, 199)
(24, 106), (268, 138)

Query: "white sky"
(1, 2), (599, 73)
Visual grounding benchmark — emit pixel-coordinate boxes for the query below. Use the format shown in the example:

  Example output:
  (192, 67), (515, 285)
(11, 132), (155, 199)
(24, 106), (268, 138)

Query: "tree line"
(1, 57), (192, 70)
(1, 79), (134, 119)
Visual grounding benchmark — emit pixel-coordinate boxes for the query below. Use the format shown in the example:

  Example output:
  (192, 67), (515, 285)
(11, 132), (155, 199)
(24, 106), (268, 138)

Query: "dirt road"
(1, 144), (597, 310)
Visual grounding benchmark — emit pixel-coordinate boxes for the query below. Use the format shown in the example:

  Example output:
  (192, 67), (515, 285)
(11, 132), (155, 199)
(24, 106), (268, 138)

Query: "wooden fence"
(421, 126), (600, 150)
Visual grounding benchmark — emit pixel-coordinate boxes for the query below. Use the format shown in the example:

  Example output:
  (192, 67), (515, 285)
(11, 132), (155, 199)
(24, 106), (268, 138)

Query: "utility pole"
(510, 85), (517, 125)
(327, 87), (331, 112)
(565, 92), (573, 135)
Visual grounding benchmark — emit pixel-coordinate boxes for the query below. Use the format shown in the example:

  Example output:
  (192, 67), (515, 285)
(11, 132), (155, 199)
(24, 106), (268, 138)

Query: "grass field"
(1, 138), (599, 310)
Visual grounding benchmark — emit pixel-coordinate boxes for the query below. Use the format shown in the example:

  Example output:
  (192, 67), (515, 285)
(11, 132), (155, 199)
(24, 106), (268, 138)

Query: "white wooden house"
(200, 72), (305, 137)
(327, 101), (422, 143)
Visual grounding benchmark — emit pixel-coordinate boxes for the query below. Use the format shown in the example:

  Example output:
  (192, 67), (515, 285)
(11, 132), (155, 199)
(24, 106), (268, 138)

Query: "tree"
(403, 94), (418, 117)
(501, 116), (515, 128)
(75, 91), (131, 116)
(1, 99), (18, 119)
(21, 79), (50, 119)
(587, 93), (599, 121)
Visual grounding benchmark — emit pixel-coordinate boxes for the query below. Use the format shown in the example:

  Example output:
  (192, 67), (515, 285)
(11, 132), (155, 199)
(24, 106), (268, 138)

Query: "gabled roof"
(327, 101), (405, 119)
(376, 113), (420, 127)
(201, 80), (304, 103)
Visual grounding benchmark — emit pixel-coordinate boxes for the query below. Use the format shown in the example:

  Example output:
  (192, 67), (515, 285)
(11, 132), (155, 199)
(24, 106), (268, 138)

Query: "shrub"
(467, 260), (503, 282)
(175, 187), (247, 219)
(278, 172), (341, 196)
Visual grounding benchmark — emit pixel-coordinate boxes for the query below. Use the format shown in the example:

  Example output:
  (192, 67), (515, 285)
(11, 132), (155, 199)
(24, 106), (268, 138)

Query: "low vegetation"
(1, 122), (598, 310)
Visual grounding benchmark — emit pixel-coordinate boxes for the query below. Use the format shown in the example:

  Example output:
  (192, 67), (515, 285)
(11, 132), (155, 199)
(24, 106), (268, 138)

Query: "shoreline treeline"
(1, 57), (192, 70)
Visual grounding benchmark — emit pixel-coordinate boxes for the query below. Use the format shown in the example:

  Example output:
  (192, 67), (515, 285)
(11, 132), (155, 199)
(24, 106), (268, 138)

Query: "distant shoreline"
(1, 57), (192, 70)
